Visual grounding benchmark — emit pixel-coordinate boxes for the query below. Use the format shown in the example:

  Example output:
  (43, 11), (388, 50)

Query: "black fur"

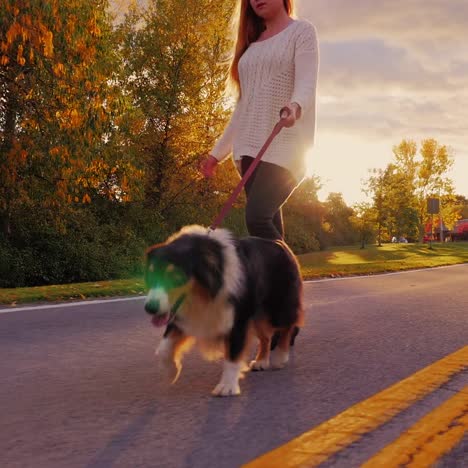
(146, 234), (225, 298)
(235, 237), (302, 329)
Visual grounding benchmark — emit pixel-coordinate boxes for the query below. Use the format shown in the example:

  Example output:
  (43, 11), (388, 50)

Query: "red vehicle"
(424, 220), (449, 242)
(424, 219), (468, 242)
(451, 219), (468, 241)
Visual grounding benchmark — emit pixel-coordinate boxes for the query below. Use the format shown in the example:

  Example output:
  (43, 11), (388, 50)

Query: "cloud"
(297, 0), (468, 48)
(296, 0), (468, 161)
(319, 39), (452, 94)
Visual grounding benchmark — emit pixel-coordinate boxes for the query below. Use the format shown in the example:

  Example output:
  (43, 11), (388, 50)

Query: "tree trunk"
(0, 82), (18, 237)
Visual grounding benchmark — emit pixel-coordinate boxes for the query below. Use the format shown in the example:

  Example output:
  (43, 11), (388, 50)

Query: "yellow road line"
(243, 346), (468, 468)
(362, 386), (468, 467)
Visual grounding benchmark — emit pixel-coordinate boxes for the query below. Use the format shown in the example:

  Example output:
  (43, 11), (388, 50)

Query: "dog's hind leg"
(250, 319), (274, 371)
(290, 326), (300, 346)
(270, 326), (294, 369)
(271, 326), (300, 350)
(156, 325), (194, 384)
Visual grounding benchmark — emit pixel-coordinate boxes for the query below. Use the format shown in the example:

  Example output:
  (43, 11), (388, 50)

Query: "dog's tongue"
(152, 314), (169, 328)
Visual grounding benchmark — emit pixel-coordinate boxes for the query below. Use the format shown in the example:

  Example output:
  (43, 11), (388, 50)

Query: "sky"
(296, 0), (468, 204)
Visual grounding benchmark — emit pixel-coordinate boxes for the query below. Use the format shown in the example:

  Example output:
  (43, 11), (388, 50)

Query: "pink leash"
(208, 109), (289, 232)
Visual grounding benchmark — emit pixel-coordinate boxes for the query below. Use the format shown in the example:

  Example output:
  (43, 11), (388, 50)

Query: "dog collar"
(168, 292), (187, 324)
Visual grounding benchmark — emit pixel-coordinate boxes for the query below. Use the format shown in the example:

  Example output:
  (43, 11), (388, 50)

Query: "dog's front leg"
(156, 324), (194, 384)
(212, 360), (244, 397)
(212, 324), (248, 397)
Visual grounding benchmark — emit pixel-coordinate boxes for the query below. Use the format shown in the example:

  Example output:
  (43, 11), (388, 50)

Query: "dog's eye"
(146, 260), (187, 290)
(167, 270), (188, 288)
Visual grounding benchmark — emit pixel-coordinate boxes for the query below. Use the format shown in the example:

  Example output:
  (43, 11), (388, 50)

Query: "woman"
(200, 0), (319, 241)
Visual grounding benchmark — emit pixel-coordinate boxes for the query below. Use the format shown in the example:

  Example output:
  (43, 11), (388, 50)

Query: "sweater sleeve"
(210, 101), (242, 162)
(290, 22), (319, 116)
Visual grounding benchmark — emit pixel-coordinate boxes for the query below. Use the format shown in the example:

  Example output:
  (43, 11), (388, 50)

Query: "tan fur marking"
(172, 334), (195, 364)
(159, 328), (193, 360)
(276, 326), (295, 351)
(157, 328), (195, 383)
(176, 280), (234, 340)
(253, 319), (274, 363)
(167, 279), (192, 306)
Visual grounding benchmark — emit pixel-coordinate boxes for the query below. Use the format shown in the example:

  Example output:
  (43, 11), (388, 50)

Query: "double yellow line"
(244, 346), (468, 468)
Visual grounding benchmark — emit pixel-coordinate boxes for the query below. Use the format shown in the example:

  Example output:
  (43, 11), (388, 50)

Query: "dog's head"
(144, 227), (225, 327)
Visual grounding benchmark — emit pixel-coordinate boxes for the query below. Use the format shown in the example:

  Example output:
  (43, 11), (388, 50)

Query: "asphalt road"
(1, 264), (467, 468)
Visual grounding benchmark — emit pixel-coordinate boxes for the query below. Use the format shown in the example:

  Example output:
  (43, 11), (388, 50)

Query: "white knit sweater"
(211, 19), (319, 182)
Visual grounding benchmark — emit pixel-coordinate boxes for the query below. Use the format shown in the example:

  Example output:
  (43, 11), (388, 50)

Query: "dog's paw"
(237, 361), (250, 379)
(211, 381), (241, 397)
(249, 359), (270, 371)
(270, 349), (289, 369)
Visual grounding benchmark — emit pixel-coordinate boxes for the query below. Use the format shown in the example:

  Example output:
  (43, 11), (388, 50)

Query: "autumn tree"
(453, 195), (468, 220)
(284, 176), (324, 252)
(366, 139), (456, 243)
(382, 164), (419, 241)
(394, 139), (455, 240)
(322, 192), (357, 246)
(365, 168), (387, 246)
(117, 0), (238, 224)
(350, 202), (375, 249)
(0, 0), (132, 236)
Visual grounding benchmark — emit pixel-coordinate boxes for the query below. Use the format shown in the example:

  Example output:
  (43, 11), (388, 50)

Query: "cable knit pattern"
(211, 19), (319, 182)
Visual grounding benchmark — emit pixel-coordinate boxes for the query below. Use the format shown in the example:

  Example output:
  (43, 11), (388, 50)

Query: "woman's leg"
(241, 156), (297, 240)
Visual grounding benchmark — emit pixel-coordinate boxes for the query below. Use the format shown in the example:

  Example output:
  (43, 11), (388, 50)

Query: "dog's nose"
(145, 299), (160, 315)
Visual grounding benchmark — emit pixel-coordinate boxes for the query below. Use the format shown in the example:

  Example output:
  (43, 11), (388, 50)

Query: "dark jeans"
(241, 156), (297, 241)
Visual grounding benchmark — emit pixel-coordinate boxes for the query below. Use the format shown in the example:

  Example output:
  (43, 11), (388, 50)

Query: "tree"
(454, 195), (468, 220)
(366, 139), (456, 243)
(414, 139), (454, 241)
(322, 193), (357, 246)
(117, 0), (238, 219)
(0, 0), (127, 236)
(350, 202), (375, 249)
(365, 168), (387, 246)
(285, 176), (324, 252)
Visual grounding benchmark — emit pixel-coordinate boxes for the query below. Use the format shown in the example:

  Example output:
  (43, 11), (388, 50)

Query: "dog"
(144, 225), (303, 396)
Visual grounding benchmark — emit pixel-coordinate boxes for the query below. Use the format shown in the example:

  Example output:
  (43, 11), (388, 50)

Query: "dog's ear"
(192, 241), (224, 298)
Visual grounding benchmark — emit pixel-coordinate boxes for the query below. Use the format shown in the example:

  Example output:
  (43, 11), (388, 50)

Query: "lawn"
(1, 242), (467, 305)
(299, 241), (468, 278)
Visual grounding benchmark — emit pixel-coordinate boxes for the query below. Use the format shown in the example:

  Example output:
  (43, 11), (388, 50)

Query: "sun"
(305, 131), (393, 204)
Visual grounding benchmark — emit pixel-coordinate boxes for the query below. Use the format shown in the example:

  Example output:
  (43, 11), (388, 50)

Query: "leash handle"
(209, 108), (289, 231)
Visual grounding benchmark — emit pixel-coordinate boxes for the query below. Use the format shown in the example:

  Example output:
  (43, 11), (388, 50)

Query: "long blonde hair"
(229, 0), (295, 95)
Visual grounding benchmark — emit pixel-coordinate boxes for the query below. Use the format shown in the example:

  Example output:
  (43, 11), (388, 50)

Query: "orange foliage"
(0, 0), (130, 214)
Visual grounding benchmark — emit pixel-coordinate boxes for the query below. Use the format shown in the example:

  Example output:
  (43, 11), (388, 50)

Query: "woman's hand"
(280, 102), (302, 128)
(200, 154), (219, 178)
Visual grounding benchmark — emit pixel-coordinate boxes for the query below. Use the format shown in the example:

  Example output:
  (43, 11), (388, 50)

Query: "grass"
(299, 242), (468, 279)
(1, 242), (468, 306)
(0, 279), (146, 306)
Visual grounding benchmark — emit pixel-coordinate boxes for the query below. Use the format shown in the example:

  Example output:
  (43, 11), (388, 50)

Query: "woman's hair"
(229, 0), (295, 95)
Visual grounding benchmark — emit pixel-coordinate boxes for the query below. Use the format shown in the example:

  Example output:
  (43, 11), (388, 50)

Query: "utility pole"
(439, 195), (444, 243)
(430, 213), (434, 250)
(427, 197), (439, 249)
